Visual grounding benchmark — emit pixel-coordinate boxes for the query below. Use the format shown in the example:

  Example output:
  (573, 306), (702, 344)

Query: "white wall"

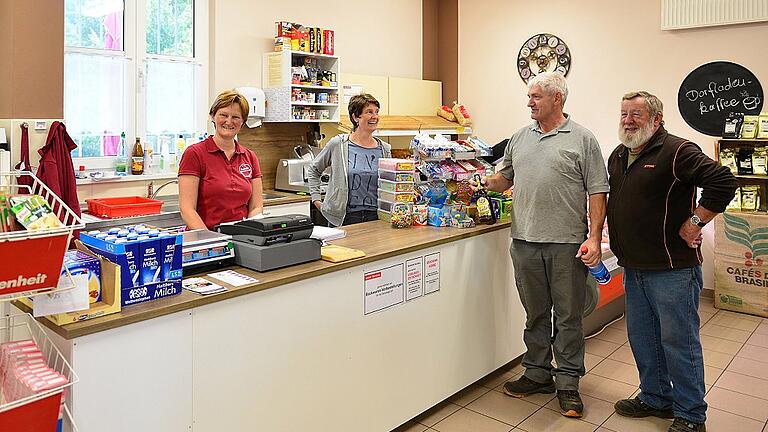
(211, 0), (423, 94)
(459, 0), (768, 290)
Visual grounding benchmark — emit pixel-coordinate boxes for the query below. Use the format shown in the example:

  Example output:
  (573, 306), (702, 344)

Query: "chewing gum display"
(0, 339), (69, 403)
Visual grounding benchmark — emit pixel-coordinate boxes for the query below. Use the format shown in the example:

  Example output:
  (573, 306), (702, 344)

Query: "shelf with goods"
(338, 115), (473, 137)
(262, 50), (340, 123)
(715, 138), (768, 213)
(712, 138), (768, 318)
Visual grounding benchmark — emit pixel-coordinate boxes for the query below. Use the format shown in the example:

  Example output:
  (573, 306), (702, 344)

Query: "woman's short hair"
(348, 93), (380, 130)
(528, 72), (568, 106)
(209, 90), (250, 120)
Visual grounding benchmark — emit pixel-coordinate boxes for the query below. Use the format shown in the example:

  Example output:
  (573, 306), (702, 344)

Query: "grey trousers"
(509, 239), (588, 390)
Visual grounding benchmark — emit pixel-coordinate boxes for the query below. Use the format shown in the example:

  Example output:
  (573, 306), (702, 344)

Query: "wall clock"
(517, 33), (571, 83)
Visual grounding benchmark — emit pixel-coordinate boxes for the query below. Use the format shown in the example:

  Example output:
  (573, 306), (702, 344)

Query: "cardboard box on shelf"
(19, 241), (121, 324)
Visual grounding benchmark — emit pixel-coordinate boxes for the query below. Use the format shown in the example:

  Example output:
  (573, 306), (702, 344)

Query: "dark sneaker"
(502, 375), (555, 398)
(557, 390), (584, 418)
(614, 397), (674, 419)
(668, 417), (706, 432)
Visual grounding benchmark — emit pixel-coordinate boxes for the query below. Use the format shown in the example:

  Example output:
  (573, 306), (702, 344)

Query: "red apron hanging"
(14, 123), (35, 190)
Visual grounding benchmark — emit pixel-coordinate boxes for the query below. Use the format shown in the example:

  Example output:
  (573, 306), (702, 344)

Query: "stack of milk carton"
(79, 225), (183, 307)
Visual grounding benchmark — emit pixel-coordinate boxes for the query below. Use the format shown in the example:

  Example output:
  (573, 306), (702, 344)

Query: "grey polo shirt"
(498, 115), (609, 244)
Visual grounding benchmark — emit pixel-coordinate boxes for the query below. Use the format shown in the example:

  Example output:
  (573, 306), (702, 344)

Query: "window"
(64, 0), (208, 168)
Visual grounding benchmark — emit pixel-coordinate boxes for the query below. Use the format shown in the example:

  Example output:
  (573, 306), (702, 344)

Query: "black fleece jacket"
(607, 126), (738, 270)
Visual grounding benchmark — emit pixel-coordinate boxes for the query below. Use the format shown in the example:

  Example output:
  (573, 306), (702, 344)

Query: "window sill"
(76, 172), (178, 185)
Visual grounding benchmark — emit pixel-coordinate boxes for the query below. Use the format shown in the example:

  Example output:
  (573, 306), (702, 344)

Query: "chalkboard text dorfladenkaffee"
(678, 61), (763, 137)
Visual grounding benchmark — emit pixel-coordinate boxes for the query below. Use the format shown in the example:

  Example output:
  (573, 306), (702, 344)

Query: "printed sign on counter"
(364, 264), (404, 315)
(405, 257), (424, 301)
(424, 252), (440, 294)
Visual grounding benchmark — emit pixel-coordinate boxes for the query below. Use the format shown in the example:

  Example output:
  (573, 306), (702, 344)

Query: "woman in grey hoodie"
(307, 94), (392, 227)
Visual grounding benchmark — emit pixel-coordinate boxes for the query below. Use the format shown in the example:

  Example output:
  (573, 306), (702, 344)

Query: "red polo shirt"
(178, 137), (262, 230)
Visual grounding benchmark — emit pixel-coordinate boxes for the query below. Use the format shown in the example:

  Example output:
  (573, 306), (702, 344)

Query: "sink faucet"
(148, 179), (179, 199)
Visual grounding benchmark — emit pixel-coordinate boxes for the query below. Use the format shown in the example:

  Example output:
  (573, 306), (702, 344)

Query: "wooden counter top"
(16, 220), (511, 339)
(262, 190), (311, 206)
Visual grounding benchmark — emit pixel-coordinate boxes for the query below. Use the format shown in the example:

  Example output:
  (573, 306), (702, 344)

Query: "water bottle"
(580, 245), (611, 285)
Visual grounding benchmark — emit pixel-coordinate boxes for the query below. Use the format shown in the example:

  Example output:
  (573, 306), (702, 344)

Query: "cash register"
(216, 214), (320, 271)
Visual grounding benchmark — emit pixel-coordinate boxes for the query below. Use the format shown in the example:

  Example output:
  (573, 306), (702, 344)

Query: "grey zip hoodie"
(307, 134), (392, 227)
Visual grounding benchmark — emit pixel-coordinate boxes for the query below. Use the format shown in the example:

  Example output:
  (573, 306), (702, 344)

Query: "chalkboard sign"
(678, 61), (763, 136)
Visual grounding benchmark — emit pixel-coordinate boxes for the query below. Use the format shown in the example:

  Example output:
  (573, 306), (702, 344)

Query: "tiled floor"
(392, 296), (768, 432)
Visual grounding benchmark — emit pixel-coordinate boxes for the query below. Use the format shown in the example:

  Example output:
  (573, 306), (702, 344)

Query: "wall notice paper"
(207, 270), (259, 287)
(183, 277), (227, 296)
(343, 84), (364, 105)
(424, 252), (440, 294)
(405, 257), (424, 301)
(364, 264), (404, 315)
(32, 273), (89, 317)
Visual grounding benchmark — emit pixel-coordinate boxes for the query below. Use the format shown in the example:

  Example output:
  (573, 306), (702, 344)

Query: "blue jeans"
(624, 266), (706, 423)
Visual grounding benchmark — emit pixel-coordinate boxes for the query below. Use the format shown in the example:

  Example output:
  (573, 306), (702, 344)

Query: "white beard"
(619, 121), (656, 150)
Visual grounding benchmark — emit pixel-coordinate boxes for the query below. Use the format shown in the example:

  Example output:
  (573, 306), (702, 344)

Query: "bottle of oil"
(473, 174), (496, 225)
(131, 137), (144, 175)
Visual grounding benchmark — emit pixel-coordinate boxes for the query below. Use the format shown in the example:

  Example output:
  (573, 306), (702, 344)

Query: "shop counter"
(14, 220), (527, 432)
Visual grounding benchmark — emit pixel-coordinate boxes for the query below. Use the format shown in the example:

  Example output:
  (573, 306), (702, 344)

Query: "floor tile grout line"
(461, 398), (547, 429)
(706, 406), (768, 428)
(711, 371), (768, 403)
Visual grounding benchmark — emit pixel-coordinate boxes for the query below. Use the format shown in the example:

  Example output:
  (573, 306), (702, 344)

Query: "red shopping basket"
(0, 391), (63, 432)
(0, 170), (84, 300)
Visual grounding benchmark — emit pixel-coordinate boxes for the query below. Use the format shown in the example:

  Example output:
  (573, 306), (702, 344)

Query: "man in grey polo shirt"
(475, 72), (609, 418)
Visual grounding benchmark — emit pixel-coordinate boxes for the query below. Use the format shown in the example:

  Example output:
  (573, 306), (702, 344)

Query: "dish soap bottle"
(115, 131), (128, 176)
(472, 174), (496, 225)
(131, 137), (144, 175)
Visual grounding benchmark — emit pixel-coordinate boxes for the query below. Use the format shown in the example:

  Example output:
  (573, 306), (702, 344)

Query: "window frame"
(65, 0), (208, 170)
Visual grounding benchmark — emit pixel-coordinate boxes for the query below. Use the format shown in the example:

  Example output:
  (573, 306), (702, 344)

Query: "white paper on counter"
(183, 277), (227, 295)
(33, 273), (90, 317)
(207, 270), (259, 287)
(311, 226), (346, 244)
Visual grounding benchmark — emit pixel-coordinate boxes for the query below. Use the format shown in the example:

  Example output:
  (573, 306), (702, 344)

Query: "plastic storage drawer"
(378, 178), (415, 193)
(377, 189), (415, 203)
(378, 158), (415, 171)
(378, 169), (415, 182)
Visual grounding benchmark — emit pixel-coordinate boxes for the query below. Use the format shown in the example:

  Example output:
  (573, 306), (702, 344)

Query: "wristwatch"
(690, 214), (707, 227)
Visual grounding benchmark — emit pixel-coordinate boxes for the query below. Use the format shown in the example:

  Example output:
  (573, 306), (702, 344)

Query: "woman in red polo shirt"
(178, 90), (263, 230)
